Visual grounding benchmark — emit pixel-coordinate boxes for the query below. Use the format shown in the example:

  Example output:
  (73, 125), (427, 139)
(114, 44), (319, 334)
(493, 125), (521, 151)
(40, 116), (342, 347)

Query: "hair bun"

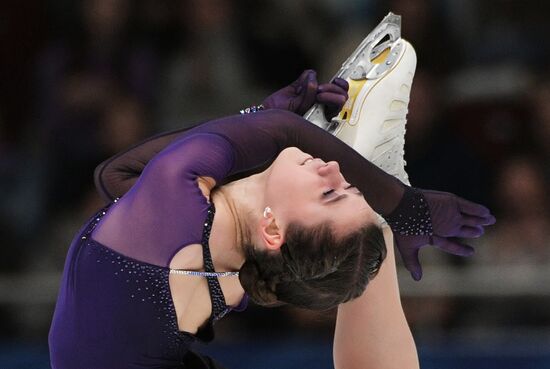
(239, 260), (278, 305)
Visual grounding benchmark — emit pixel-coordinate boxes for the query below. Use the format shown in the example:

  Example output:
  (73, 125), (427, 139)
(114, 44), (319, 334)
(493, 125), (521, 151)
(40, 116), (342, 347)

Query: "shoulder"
(197, 176), (216, 199)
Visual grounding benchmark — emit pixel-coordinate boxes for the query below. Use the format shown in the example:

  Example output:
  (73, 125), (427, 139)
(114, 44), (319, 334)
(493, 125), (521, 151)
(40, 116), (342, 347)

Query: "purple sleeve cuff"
(385, 187), (433, 236)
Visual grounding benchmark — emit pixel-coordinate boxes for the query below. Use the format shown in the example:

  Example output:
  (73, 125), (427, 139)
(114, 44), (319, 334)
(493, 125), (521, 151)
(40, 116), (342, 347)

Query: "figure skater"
(49, 16), (494, 368)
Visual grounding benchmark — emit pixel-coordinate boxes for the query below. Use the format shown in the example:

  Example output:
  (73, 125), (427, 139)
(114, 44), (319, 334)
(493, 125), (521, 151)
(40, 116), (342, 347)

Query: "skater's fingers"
(304, 70), (318, 98)
(295, 69), (316, 86)
(457, 225), (484, 238)
(317, 92), (347, 107)
(317, 83), (348, 98)
(295, 71), (318, 115)
(433, 236), (475, 257)
(399, 248), (423, 281)
(482, 215), (496, 226)
(292, 70), (317, 96)
(462, 215), (496, 228)
(456, 196), (491, 217)
(331, 77), (349, 92)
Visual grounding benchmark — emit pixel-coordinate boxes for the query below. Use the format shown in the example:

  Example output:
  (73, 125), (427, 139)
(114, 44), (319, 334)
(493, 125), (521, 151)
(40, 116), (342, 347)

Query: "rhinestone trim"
(239, 104), (265, 114)
(385, 187), (433, 236)
(169, 269), (239, 277)
(82, 200), (195, 354)
(200, 203), (232, 321)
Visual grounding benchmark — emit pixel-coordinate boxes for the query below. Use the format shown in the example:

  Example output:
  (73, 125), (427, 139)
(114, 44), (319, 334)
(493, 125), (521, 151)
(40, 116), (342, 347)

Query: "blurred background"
(1, 0), (550, 368)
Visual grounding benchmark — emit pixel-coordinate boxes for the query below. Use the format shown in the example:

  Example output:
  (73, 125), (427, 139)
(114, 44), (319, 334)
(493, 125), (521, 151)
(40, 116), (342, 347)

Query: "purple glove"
(386, 187), (496, 281)
(262, 69), (349, 120)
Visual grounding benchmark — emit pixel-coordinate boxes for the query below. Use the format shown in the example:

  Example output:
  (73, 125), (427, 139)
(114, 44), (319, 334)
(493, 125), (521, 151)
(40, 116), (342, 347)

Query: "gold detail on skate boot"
(335, 78), (367, 125)
(353, 42), (408, 124)
(371, 47), (391, 64)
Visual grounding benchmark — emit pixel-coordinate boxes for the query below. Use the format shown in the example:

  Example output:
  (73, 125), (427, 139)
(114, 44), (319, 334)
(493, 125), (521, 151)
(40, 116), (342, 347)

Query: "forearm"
(333, 226), (419, 369)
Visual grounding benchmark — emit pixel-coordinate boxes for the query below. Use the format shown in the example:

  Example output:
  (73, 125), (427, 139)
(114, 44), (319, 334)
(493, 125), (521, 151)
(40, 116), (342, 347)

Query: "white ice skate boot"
(304, 13), (416, 185)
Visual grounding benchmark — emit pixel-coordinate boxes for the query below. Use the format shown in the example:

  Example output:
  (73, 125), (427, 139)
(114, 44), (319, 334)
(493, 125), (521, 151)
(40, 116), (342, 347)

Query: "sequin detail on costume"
(83, 201), (194, 354)
(201, 204), (232, 321)
(385, 188), (433, 236)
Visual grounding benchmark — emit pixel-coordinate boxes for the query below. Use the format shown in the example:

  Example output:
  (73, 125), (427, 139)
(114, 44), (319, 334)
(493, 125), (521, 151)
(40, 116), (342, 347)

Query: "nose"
(318, 161), (343, 186)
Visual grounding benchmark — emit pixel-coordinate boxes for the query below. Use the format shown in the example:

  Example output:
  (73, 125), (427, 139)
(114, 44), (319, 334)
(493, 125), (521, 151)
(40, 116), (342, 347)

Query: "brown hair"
(238, 222), (386, 310)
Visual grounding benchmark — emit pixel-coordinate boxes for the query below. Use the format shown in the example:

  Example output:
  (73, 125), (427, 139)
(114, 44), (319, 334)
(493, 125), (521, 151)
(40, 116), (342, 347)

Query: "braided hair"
(239, 222), (386, 310)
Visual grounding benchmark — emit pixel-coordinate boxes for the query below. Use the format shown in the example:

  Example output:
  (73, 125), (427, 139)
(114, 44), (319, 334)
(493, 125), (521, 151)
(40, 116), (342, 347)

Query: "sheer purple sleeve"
(94, 126), (197, 203)
(95, 109), (405, 216)
(92, 133), (237, 266)
(195, 110), (405, 214)
(93, 109), (494, 279)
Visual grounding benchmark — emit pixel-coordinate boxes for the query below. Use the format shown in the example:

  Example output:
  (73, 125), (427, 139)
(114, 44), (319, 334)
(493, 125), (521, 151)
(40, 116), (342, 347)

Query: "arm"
(94, 70), (348, 202)
(92, 111), (405, 267)
(95, 72), (495, 279)
(333, 226), (419, 369)
(95, 108), (495, 279)
(144, 109), (406, 216)
(91, 133), (238, 266)
(94, 125), (197, 202)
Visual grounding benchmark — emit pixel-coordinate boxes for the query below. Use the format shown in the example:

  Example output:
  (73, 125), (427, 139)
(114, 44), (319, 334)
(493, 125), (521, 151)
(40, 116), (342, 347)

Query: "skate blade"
(304, 12), (404, 131)
(334, 40), (413, 130)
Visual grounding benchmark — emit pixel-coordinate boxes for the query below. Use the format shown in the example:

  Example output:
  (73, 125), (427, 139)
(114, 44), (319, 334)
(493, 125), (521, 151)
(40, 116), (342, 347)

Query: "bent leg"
(333, 226), (419, 369)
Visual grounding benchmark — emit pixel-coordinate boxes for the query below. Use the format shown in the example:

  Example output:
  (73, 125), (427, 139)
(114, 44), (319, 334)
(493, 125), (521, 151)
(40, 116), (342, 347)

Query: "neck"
(209, 171), (267, 271)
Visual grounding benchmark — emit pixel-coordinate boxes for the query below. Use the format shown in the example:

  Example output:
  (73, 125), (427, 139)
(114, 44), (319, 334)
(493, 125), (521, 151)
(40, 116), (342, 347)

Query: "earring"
(263, 206), (272, 218)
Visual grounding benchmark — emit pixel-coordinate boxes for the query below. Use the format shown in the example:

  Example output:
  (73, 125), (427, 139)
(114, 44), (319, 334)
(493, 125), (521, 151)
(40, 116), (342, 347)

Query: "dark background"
(1, 0), (550, 368)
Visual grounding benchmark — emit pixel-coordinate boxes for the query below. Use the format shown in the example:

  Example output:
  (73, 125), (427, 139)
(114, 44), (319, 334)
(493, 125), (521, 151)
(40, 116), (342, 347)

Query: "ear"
(258, 213), (285, 251)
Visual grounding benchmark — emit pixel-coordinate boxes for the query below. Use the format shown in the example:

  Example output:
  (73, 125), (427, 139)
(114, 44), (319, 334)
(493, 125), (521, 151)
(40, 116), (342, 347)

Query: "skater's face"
(263, 147), (378, 237)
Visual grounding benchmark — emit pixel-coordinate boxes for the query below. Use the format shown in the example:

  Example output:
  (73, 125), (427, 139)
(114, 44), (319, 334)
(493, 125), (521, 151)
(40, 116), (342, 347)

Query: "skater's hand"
(262, 70), (348, 119)
(316, 77), (348, 120)
(388, 189), (496, 281)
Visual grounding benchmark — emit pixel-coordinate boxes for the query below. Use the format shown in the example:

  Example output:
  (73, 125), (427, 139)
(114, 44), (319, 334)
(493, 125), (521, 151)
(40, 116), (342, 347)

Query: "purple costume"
(49, 135), (246, 368)
(49, 108), (493, 368)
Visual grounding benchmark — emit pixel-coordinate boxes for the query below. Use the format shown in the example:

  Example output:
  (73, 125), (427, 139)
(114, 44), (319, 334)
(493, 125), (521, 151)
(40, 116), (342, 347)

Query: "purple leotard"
(49, 109), (407, 368)
(49, 135), (247, 368)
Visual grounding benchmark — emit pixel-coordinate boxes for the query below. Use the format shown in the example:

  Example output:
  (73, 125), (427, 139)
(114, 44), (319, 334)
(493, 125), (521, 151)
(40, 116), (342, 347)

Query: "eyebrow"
(326, 193), (348, 204)
(325, 190), (364, 205)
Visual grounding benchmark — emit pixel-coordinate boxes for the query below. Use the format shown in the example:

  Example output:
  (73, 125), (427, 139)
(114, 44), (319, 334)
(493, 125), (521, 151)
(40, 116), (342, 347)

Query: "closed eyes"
(302, 157), (314, 165)
(322, 185), (363, 202)
(323, 189), (336, 196)
(322, 189), (344, 203)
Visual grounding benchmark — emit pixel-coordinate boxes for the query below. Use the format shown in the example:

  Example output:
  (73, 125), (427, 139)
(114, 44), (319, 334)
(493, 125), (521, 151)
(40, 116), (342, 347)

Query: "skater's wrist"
(385, 187), (433, 237)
